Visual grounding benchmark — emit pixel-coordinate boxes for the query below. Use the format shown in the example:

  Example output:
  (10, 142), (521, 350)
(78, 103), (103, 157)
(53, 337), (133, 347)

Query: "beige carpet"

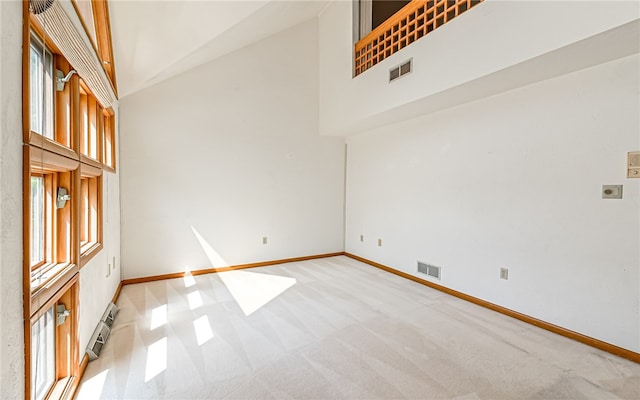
(76, 256), (640, 399)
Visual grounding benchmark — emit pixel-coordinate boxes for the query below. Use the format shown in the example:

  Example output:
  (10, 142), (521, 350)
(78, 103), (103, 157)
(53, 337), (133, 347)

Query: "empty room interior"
(1, 0), (640, 399)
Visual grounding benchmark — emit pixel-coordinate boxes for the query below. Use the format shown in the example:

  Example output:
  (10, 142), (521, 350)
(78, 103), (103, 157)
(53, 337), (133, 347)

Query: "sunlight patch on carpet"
(190, 225), (296, 316)
(145, 337), (167, 382)
(188, 290), (203, 310)
(218, 270), (297, 316)
(150, 304), (167, 330)
(78, 369), (109, 398)
(183, 267), (196, 288)
(193, 315), (214, 345)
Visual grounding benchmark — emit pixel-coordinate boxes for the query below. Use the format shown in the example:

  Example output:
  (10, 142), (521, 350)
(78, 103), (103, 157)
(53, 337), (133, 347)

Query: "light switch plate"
(602, 185), (623, 199)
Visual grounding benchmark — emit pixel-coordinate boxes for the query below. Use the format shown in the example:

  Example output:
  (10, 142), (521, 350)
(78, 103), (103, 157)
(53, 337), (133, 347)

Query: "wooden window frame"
(28, 279), (79, 400)
(26, 146), (79, 296)
(29, 173), (50, 270)
(24, 144), (81, 400)
(79, 170), (103, 266)
(23, 0), (115, 397)
(27, 21), (77, 151)
(102, 108), (116, 172)
(79, 81), (103, 164)
(29, 31), (55, 140)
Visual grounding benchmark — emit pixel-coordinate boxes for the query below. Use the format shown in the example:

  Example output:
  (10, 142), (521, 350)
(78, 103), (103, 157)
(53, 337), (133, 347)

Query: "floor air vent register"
(86, 302), (119, 360)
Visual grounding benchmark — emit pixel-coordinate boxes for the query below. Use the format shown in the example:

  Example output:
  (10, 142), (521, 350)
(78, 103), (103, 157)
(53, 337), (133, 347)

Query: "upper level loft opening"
(373, 1), (411, 31)
(354, 0), (484, 76)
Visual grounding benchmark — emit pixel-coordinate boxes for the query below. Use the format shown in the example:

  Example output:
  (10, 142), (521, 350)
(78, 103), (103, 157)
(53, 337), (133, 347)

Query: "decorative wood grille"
(354, 0), (484, 76)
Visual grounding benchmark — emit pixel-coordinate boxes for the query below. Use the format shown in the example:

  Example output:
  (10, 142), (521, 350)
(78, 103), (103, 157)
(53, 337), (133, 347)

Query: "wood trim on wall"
(22, 1), (31, 146)
(122, 252), (346, 286)
(22, 146), (33, 400)
(91, 0), (118, 95)
(66, 354), (90, 400)
(344, 252), (640, 364)
(30, 132), (79, 162)
(111, 281), (123, 304)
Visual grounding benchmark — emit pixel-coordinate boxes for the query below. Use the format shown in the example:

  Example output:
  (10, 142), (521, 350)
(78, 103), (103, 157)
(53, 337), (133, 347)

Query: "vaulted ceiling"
(109, 0), (332, 97)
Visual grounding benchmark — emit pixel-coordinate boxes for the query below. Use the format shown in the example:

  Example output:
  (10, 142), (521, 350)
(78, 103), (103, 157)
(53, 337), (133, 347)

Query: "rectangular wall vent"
(417, 261), (440, 279)
(86, 321), (111, 360)
(389, 58), (412, 82)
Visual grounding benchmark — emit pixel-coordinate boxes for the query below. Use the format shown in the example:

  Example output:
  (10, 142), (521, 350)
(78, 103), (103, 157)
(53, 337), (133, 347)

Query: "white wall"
(119, 20), (345, 279)
(0, 1), (26, 398)
(345, 55), (640, 352)
(319, 0), (640, 136)
(78, 122), (122, 353)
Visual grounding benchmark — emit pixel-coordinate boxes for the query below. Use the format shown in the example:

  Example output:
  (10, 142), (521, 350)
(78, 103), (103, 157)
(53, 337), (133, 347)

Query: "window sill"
(80, 242), (103, 267)
(80, 154), (102, 169)
(31, 262), (71, 292)
(48, 376), (73, 400)
(29, 131), (77, 161)
(30, 263), (78, 319)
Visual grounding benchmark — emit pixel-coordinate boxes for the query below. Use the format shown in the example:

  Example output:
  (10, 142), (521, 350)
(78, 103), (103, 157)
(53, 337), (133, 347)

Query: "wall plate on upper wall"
(628, 151), (640, 178)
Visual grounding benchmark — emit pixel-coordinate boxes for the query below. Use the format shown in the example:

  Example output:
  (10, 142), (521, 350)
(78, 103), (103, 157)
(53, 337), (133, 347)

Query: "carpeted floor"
(76, 256), (640, 399)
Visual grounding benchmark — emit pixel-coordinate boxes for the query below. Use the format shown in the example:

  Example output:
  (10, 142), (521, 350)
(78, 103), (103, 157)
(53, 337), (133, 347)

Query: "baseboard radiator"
(86, 302), (119, 360)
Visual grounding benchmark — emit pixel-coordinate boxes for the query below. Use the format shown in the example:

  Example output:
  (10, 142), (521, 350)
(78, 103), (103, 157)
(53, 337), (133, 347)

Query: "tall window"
(79, 85), (101, 162)
(31, 307), (56, 400)
(80, 175), (101, 256)
(29, 33), (54, 139)
(24, 1), (116, 398)
(103, 110), (116, 171)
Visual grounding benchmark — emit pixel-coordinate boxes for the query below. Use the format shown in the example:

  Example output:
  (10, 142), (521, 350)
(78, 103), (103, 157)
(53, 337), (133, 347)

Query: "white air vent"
(417, 261), (440, 279)
(87, 302), (119, 360)
(86, 321), (111, 360)
(101, 302), (119, 328)
(389, 58), (412, 82)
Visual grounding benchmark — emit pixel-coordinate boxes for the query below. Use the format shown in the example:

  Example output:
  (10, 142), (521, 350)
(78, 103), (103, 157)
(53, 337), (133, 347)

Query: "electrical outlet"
(377, 239), (382, 247)
(360, 235), (364, 242)
(262, 236), (268, 245)
(107, 263), (111, 278)
(113, 256), (116, 269)
(500, 268), (509, 280)
(602, 185), (623, 199)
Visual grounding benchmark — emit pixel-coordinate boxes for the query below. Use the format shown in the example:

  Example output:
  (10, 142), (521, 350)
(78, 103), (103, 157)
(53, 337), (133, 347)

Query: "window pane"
(89, 98), (97, 159)
(29, 35), (54, 139)
(30, 42), (43, 135)
(30, 176), (44, 267)
(81, 178), (88, 245)
(44, 50), (54, 139)
(80, 94), (88, 155)
(31, 307), (55, 400)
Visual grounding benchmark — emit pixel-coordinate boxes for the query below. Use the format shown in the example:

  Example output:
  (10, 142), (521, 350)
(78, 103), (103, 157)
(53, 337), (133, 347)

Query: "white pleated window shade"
(33, 0), (116, 108)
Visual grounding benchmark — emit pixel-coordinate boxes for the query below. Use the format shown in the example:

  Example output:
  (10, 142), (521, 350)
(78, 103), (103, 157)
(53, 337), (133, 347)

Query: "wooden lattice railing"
(355, 0), (484, 76)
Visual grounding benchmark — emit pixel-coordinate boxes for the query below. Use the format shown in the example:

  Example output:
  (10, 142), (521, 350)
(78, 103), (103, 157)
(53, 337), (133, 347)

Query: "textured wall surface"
(0, 1), (26, 398)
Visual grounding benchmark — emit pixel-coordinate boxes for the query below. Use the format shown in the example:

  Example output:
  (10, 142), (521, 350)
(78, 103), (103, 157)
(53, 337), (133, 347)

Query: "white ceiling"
(109, 0), (332, 97)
